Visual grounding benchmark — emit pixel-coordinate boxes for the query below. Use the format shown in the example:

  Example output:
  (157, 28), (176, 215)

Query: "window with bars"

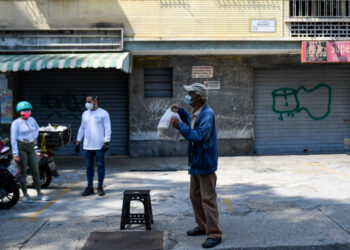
(144, 68), (173, 98)
(290, 0), (350, 17)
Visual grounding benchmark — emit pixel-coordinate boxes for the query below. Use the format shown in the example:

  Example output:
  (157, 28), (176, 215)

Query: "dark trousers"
(84, 150), (105, 188)
(17, 141), (41, 194)
(190, 173), (223, 239)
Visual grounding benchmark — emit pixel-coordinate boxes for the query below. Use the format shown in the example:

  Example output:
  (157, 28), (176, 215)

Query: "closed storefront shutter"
(254, 68), (350, 154)
(19, 69), (129, 156)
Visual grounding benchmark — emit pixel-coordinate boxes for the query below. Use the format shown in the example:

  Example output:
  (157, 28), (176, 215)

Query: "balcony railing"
(290, 0), (350, 17)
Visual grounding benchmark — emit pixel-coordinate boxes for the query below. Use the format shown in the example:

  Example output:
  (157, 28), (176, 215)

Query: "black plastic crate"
(38, 124), (72, 150)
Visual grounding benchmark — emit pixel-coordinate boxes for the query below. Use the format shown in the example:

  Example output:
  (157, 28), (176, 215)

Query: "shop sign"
(204, 81), (220, 90)
(251, 20), (276, 32)
(302, 41), (350, 63)
(192, 66), (213, 78)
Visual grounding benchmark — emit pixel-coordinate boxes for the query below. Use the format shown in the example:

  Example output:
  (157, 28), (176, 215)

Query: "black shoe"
(202, 238), (222, 248)
(187, 227), (206, 236)
(97, 187), (105, 196)
(81, 187), (94, 196)
(52, 170), (59, 177)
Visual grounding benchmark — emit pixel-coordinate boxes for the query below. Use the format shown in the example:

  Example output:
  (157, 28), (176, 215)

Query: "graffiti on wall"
(271, 83), (332, 121)
(41, 93), (85, 120)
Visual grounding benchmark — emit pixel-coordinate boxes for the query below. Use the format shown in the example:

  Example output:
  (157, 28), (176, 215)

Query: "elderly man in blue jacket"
(171, 83), (222, 249)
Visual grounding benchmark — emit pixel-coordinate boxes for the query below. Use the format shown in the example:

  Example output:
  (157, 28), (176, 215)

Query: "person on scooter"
(11, 101), (50, 203)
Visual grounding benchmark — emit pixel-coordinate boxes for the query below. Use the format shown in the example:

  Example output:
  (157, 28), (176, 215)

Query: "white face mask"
(85, 102), (94, 110)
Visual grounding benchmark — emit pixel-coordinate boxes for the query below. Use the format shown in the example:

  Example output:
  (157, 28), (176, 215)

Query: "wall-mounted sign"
(1, 89), (12, 124)
(192, 66), (213, 78)
(204, 81), (220, 90)
(302, 41), (350, 63)
(251, 20), (276, 32)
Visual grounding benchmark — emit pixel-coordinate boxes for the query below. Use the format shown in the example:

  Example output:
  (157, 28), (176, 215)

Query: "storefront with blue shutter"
(0, 53), (131, 156)
(254, 67), (350, 154)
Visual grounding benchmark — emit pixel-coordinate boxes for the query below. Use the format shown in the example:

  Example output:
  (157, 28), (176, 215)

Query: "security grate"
(290, 22), (350, 37)
(0, 29), (123, 52)
(290, 0), (350, 17)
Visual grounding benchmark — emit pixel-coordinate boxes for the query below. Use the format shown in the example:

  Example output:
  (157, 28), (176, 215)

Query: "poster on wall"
(1, 90), (13, 124)
(192, 66), (213, 78)
(301, 41), (350, 63)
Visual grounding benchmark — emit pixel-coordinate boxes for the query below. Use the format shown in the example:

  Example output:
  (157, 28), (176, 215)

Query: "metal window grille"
(144, 68), (173, 97)
(290, 0), (350, 17)
(290, 22), (350, 37)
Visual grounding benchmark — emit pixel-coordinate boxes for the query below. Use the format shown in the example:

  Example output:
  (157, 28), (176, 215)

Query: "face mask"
(185, 95), (192, 104)
(20, 111), (31, 119)
(85, 102), (94, 110)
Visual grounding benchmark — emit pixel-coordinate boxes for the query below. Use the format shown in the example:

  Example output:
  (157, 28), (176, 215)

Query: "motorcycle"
(27, 147), (59, 189)
(0, 144), (20, 209)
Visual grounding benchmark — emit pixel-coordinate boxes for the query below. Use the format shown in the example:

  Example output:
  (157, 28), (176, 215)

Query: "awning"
(0, 52), (132, 73)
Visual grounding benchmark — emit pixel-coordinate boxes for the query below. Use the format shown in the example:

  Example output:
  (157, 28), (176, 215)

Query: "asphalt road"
(2, 155), (350, 249)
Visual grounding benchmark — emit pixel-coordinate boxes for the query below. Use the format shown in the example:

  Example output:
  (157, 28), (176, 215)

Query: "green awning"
(0, 52), (132, 73)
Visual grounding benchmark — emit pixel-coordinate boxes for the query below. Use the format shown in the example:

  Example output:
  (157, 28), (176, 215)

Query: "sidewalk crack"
(19, 219), (48, 250)
(318, 207), (350, 235)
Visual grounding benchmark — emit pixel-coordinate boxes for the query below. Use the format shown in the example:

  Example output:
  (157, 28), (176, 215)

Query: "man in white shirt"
(76, 95), (111, 196)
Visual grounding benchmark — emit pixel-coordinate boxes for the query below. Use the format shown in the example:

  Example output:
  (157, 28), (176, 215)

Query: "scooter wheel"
(0, 177), (19, 209)
(39, 165), (52, 188)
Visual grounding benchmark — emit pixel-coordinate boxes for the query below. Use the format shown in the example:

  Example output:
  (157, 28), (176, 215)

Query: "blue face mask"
(185, 95), (192, 104)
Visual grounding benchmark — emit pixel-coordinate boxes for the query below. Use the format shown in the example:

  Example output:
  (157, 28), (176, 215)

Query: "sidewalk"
(2, 154), (350, 249)
(55, 156), (189, 171)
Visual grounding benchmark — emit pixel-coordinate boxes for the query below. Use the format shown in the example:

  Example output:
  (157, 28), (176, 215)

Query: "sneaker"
(202, 238), (222, 248)
(22, 195), (33, 203)
(81, 187), (94, 196)
(97, 187), (105, 196)
(187, 227), (206, 236)
(37, 194), (50, 201)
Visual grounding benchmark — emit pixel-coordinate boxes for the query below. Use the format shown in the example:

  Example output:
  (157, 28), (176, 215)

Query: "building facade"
(0, 0), (349, 156)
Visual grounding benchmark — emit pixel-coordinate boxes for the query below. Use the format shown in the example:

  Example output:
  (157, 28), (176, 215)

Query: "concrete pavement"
(2, 154), (350, 249)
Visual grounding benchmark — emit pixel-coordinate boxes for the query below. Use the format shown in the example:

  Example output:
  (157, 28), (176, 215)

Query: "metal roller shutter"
(254, 67), (350, 154)
(19, 69), (129, 156)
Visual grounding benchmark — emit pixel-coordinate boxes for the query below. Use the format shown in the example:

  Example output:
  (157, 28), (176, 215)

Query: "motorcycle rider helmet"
(16, 101), (32, 113)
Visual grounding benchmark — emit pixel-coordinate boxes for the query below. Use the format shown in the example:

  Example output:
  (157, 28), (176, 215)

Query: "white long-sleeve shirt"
(77, 108), (111, 150)
(11, 117), (39, 156)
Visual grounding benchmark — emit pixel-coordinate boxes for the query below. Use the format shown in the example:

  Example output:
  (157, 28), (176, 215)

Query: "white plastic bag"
(157, 108), (182, 141)
(39, 124), (68, 132)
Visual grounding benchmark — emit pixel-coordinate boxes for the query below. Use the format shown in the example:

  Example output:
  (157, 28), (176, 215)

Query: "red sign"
(301, 41), (350, 63)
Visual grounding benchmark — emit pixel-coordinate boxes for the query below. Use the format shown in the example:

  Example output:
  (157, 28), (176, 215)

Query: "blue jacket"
(176, 104), (218, 175)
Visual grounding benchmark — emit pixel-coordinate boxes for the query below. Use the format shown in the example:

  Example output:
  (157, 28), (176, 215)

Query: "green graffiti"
(272, 83), (332, 121)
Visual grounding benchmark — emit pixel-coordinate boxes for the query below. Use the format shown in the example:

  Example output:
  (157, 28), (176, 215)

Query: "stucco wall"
(129, 55), (300, 157)
(0, 0), (288, 40)
(129, 56), (253, 157)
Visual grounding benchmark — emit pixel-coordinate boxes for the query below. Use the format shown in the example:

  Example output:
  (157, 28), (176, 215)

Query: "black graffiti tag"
(41, 93), (85, 120)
